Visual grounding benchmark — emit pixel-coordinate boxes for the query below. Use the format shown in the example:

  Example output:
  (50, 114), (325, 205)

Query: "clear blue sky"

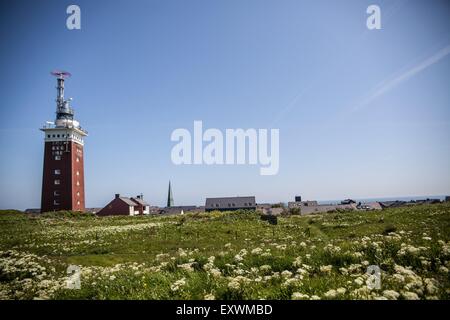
(1, 0), (449, 209)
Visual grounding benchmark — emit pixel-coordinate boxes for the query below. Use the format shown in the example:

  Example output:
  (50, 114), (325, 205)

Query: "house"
(97, 194), (150, 216)
(205, 196), (256, 212)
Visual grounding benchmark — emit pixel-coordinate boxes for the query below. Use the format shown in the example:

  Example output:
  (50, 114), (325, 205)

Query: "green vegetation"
(0, 203), (449, 300)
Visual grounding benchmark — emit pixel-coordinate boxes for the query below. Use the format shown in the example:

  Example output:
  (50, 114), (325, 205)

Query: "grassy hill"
(0, 203), (449, 300)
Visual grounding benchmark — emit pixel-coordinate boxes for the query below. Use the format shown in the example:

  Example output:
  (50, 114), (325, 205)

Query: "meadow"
(0, 203), (449, 300)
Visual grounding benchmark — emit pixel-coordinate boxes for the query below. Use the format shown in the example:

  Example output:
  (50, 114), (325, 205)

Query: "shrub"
(382, 224), (397, 235)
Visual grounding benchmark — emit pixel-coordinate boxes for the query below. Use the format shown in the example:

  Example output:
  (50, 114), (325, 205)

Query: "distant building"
(261, 207), (284, 215)
(205, 196), (256, 212)
(148, 206), (160, 214)
(159, 206), (204, 215)
(288, 196), (356, 215)
(414, 198), (441, 205)
(341, 199), (356, 205)
(288, 200), (318, 209)
(379, 201), (406, 209)
(97, 194), (150, 216)
(256, 203), (272, 212)
(445, 196), (450, 202)
(357, 202), (382, 211)
(256, 203), (284, 215)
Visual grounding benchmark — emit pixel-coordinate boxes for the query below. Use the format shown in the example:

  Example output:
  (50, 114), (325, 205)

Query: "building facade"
(40, 71), (87, 212)
(205, 196), (256, 212)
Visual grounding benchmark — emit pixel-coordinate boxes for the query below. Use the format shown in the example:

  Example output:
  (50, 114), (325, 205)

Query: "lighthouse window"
(54, 190), (60, 196)
(55, 155), (61, 160)
(76, 181), (80, 186)
(54, 200), (60, 205)
(77, 201), (80, 205)
(54, 179), (60, 185)
(77, 192), (80, 197)
(76, 171), (79, 176)
(54, 169), (61, 175)
(76, 157), (79, 162)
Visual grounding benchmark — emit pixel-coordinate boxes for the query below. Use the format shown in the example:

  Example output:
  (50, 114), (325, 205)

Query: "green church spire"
(167, 181), (174, 207)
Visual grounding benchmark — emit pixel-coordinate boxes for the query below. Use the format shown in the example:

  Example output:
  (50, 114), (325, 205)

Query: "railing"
(41, 123), (88, 134)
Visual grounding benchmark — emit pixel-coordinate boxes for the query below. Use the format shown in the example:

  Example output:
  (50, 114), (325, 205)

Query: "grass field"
(0, 203), (449, 300)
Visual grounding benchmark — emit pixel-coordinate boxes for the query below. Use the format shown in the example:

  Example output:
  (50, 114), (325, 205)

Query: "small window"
(52, 134), (55, 138)
(76, 181), (80, 186)
(53, 200), (60, 205)
(55, 155), (61, 160)
(77, 201), (80, 205)
(47, 135), (50, 138)
(57, 134), (60, 138)
(54, 169), (61, 175)
(54, 190), (60, 196)
(76, 171), (79, 176)
(77, 192), (80, 197)
(76, 157), (79, 162)
(54, 179), (60, 185)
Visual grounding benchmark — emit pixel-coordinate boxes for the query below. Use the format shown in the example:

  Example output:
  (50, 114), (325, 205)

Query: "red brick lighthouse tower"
(40, 71), (87, 213)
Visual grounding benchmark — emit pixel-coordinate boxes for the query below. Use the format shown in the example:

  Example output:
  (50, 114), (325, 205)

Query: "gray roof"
(131, 197), (150, 206)
(119, 197), (138, 206)
(205, 196), (256, 209)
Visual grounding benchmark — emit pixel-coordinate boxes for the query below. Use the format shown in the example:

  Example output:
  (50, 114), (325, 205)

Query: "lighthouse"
(40, 71), (87, 213)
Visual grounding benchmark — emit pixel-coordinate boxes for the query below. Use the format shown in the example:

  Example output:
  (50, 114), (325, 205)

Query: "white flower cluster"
(0, 250), (64, 300)
(170, 278), (186, 292)
(324, 287), (346, 299)
(234, 249), (248, 262)
(227, 276), (251, 291)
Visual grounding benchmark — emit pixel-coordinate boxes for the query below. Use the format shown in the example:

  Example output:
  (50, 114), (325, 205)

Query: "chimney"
(115, 194), (120, 199)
